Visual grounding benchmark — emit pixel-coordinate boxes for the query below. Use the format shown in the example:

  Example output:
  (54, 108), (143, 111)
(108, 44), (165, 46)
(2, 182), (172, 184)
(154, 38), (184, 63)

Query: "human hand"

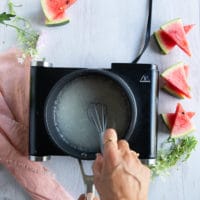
(92, 129), (151, 200)
(77, 193), (99, 200)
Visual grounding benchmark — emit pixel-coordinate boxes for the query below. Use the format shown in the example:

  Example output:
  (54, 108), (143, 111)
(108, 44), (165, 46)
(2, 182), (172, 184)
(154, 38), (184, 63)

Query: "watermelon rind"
(154, 31), (169, 54)
(161, 62), (184, 77)
(161, 113), (171, 130)
(162, 85), (185, 99)
(171, 127), (195, 138)
(45, 18), (70, 26)
(161, 18), (182, 29)
(41, 0), (56, 21)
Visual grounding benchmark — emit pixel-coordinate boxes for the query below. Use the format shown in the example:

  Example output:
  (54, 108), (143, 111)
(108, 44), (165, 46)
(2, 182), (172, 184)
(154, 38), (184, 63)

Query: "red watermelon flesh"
(161, 112), (195, 130)
(161, 18), (191, 56)
(162, 65), (190, 98)
(162, 82), (185, 98)
(171, 103), (195, 138)
(183, 24), (195, 33)
(154, 25), (194, 54)
(41, 0), (76, 21)
(161, 62), (191, 98)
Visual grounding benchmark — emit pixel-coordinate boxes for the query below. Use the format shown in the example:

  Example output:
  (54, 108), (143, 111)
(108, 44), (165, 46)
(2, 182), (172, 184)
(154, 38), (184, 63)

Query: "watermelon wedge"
(170, 103), (195, 138)
(162, 82), (185, 99)
(183, 24), (195, 33)
(161, 62), (191, 98)
(161, 18), (191, 56)
(45, 13), (70, 26)
(161, 112), (195, 130)
(41, 0), (76, 26)
(154, 25), (194, 54)
(162, 65), (190, 98)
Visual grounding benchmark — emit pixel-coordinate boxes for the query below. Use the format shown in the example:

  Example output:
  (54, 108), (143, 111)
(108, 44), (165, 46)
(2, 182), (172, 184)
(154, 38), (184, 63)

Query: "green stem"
(3, 22), (35, 36)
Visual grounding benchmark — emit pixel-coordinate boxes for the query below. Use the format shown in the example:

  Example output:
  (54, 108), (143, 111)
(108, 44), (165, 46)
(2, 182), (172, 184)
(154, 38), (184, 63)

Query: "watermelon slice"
(170, 103), (195, 138)
(162, 65), (189, 98)
(45, 13), (70, 26)
(154, 25), (194, 54)
(162, 82), (185, 99)
(161, 18), (191, 56)
(161, 62), (191, 98)
(161, 112), (195, 130)
(41, 0), (76, 26)
(183, 24), (195, 33)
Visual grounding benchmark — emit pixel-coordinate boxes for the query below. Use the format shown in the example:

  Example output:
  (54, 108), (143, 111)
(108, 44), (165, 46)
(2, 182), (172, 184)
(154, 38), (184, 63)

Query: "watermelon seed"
(182, 112), (185, 115)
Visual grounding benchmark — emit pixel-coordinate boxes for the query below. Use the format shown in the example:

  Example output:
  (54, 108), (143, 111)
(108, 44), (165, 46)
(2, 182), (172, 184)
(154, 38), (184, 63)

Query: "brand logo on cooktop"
(140, 74), (151, 83)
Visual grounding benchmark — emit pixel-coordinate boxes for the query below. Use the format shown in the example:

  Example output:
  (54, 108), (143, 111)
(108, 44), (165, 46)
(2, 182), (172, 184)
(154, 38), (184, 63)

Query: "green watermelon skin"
(161, 62), (191, 98)
(45, 13), (70, 27)
(161, 18), (191, 56)
(154, 25), (194, 54)
(162, 83), (185, 99)
(170, 103), (195, 138)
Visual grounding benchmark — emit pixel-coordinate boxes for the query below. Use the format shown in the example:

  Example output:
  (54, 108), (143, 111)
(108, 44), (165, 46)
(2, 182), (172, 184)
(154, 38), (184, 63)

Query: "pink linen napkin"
(0, 49), (74, 200)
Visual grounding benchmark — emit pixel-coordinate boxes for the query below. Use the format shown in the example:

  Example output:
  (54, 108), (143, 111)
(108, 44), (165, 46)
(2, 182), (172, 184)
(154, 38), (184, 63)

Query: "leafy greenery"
(0, 1), (40, 57)
(0, 12), (15, 24)
(150, 136), (198, 177)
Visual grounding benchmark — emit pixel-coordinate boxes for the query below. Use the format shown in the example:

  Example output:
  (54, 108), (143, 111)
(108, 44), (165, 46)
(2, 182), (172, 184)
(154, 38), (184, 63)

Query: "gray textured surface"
(0, 0), (200, 199)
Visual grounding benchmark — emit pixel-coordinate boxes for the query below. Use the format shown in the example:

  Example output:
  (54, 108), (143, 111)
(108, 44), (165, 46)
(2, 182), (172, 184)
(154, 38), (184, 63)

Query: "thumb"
(78, 194), (85, 200)
(78, 194), (100, 200)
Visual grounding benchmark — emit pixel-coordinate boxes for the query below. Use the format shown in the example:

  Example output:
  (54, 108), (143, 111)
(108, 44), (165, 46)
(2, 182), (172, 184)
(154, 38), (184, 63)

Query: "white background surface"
(0, 0), (200, 199)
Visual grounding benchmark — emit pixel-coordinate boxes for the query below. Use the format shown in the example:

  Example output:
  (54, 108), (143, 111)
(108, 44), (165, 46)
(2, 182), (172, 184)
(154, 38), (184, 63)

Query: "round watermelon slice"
(154, 25), (194, 54)
(161, 62), (191, 98)
(41, 0), (76, 25)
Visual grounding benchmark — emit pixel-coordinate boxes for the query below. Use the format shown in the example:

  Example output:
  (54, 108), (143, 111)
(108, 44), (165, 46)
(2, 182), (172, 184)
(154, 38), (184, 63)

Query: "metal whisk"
(87, 103), (107, 153)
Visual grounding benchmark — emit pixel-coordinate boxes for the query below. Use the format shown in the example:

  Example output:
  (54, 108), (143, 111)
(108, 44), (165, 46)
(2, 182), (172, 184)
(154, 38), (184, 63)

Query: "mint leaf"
(0, 12), (15, 24)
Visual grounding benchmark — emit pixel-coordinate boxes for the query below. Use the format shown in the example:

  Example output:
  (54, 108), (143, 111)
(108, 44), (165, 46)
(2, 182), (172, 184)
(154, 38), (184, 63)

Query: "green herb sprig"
(0, 0), (40, 58)
(150, 136), (198, 177)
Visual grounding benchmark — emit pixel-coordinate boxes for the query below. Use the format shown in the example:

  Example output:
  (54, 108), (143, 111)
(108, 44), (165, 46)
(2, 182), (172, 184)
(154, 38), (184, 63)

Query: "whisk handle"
(85, 183), (96, 200)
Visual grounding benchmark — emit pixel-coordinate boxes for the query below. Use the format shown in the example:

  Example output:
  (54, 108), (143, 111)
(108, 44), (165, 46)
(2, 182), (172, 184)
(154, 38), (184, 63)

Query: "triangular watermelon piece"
(161, 18), (191, 56)
(162, 82), (185, 99)
(171, 103), (195, 138)
(154, 25), (194, 54)
(162, 65), (190, 98)
(183, 24), (195, 33)
(161, 111), (195, 130)
(161, 62), (191, 98)
(41, 0), (76, 21)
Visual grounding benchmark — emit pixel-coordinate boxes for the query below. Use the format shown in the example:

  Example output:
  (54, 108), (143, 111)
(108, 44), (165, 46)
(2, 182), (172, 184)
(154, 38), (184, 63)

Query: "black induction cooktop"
(29, 61), (159, 165)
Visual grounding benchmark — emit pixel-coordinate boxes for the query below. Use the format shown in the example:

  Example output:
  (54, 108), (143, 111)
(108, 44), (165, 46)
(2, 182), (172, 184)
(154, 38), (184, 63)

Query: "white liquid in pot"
(53, 75), (132, 152)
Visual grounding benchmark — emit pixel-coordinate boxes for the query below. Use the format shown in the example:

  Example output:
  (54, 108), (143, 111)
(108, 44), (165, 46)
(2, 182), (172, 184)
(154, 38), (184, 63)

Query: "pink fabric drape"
(0, 49), (74, 200)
